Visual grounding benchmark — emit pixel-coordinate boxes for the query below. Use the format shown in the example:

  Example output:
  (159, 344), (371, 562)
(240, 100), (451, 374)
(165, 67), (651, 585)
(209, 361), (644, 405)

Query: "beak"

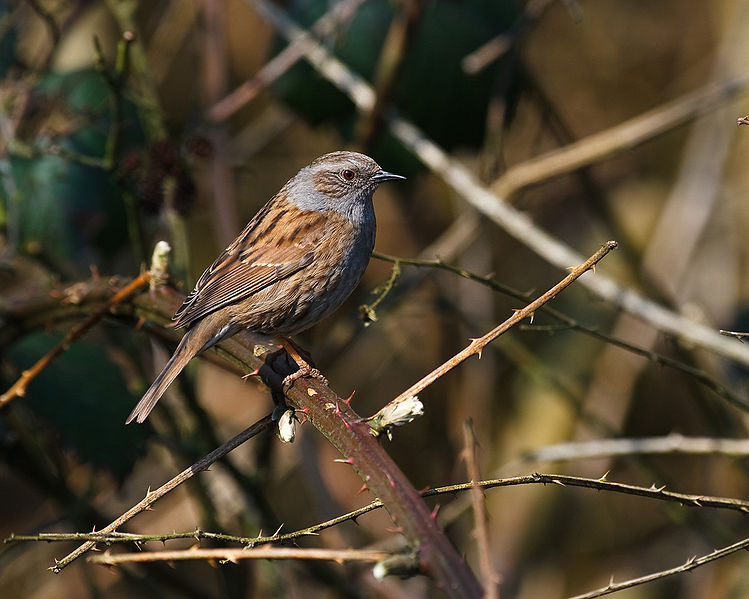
(371, 169), (406, 183)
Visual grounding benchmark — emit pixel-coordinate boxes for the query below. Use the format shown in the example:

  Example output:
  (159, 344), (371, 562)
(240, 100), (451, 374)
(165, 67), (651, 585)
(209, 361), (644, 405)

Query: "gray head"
(285, 151), (405, 221)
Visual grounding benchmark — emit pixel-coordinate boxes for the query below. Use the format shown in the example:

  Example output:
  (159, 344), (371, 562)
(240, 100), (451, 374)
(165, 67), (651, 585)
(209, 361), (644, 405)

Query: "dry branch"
(463, 420), (500, 599)
(376, 241), (616, 419)
(569, 536), (749, 599)
(89, 546), (391, 566)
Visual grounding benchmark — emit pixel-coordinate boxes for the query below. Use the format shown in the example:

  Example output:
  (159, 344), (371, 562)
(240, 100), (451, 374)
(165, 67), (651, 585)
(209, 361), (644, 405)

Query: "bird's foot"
(280, 337), (328, 391)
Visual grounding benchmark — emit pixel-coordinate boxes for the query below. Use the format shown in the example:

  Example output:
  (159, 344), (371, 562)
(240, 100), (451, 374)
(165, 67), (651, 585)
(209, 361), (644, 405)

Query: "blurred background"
(2, 0), (749, 597)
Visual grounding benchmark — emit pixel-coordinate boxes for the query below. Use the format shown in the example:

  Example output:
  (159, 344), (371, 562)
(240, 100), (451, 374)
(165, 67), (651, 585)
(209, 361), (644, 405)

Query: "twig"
(89, 546), (390, 566)
(359, 259), (401, 325)
(202, 0), (239, 244)
(376, 241), (616, 418)
(354, 0), (423, 147)
(246, 0), (749, 368)
(6, 496), (384, 547)
(50, 415), (274, 572)
(568, 536), (749, 599)
(463, 420), (500, 599)
(209, 0), (368, 122)
(517, 434), (749, 464)
(371, 251), (749, 411)
(0, 271), (151, 408)
(491, 73), (749, 199)
(429, 473), (749, 513)
(720, 329), (749, 341)
(10, 470), (749, 552)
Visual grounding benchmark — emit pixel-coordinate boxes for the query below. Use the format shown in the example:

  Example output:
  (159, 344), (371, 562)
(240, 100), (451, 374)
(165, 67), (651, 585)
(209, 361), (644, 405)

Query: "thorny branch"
(373, 241), (616, 422)
(569, 536), (749, 599)
(371, 251), (749, 411)
(9, 470), (748, 551)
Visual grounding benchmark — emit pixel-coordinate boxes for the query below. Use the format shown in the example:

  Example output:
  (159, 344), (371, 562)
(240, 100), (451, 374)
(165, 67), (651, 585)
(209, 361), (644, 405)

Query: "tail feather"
(127, 331), (201, 424)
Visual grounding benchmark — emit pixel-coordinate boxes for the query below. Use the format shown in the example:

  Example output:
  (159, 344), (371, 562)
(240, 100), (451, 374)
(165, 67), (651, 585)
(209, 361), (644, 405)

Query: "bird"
(126, 151), (405, 424)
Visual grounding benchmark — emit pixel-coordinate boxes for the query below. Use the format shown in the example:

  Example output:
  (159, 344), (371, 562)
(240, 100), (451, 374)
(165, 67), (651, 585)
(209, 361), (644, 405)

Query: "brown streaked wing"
(172, 208), (329, 328)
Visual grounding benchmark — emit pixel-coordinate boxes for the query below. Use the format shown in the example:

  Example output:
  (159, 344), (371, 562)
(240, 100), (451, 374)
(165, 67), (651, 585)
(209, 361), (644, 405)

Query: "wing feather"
(172, 200), (327, 328)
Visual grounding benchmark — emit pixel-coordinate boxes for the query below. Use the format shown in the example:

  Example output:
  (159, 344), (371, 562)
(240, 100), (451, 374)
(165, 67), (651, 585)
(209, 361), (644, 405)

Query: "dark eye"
(341, 169), (355, 181)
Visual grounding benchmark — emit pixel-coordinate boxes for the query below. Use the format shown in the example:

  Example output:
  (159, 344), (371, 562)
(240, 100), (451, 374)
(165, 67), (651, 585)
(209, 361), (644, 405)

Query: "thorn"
(271, 524), (284, 538)
(241, 369), (260, 380)
(419, 485), (431, 495)
(356, 483), (369, 496)
(334, 400), (341, 415)
(590, 264), (597, 273)
(528, 311), (535, 324)
(135, 316), (146, 330)
(598, 470), (610, 482)
(345, 390), (356, 405)
(297, 408), (309, 415)
(386, 472), (396, 489)
(334, 457), (355, 465)
(430, 504), (441, 520)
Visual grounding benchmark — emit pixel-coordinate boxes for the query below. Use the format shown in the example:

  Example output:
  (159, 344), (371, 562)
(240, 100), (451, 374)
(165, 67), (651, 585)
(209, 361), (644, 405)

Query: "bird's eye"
(341, 169), (355, 181)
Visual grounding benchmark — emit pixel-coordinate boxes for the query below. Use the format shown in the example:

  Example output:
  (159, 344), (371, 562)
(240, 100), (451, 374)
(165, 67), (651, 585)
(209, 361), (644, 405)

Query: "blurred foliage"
(276, 0), (520, 148)
(4, 332), (148, 481)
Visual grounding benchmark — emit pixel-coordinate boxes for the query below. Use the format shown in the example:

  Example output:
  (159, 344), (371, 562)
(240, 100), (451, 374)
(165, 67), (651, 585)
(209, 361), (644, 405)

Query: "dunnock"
(127, 151), (404, 424)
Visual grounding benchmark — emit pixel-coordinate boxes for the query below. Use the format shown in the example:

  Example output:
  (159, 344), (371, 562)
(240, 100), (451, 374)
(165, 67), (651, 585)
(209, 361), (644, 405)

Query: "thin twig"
(429, 473), (749, 513)
(0, 271), (151, 408)
(50, 415), (274, 572)
(372, 251), (749, 411)
(6, 497), (384, 547)
(568, 536), (749, 599)
(378, 241), (616, 416)
(517, 434), (749, 464)
(463, 420), (500, 599)
(10, 469), (749, 553)
(89, 546), (390, 566)
(720, 329), (749, 341)
(209, 0), (367, 122)
(491, 73), (749, 199)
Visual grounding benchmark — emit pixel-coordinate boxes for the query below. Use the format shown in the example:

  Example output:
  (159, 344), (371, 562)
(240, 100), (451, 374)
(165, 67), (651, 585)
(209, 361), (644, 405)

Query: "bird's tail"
(126, 330), (201, 424)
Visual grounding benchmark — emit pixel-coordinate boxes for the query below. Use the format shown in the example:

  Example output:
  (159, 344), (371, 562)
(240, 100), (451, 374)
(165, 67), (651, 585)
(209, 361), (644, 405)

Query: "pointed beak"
(371, 169), (406, 183)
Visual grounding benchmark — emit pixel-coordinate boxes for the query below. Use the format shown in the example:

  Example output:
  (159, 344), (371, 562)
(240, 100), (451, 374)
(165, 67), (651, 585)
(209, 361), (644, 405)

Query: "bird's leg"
(280, 337), (329, 391)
